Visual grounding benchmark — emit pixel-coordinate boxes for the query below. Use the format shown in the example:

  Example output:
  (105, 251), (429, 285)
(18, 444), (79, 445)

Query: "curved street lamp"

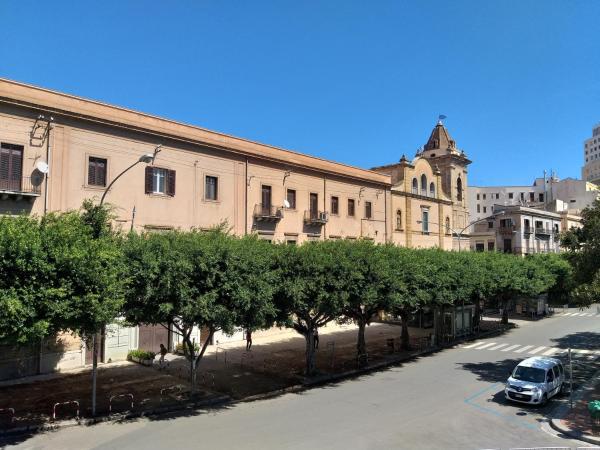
(418, 211), (506, 251)
(99, 152), (156, 205)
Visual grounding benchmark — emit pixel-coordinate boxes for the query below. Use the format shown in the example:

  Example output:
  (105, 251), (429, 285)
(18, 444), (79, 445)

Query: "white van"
(505, 356), (566, 405)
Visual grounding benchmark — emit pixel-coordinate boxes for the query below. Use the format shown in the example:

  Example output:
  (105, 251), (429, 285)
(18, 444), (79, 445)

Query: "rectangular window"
(0, 143), (24, 192)
(520, 192), (525, 201)
(146, 167), (175, 196)
(153, 168), (167, 194)
(348, 199), (355, 216)
(365, 201), (372, 219)
(262, 185), (272, 209)
(331, 196), (339, 215)
(422, 209), (429, 233)
(476, 243), (485, 252)
(286, 189), (296, 209)
(488, 222), (493, 229)
(487, 241), (495, 251)
(529, 192), (535, 202)
(88, 157), (107, 187)
(508, 192), (514, 199)
(477, 204), (480, 213)
(309, 193), (318, 215)
(205, 175), (218, 200)
(496, 193), (499, 199)
(539, 193), (544, 202)
(483, 193), (486, 200)
(483, 206), (487, 213)
(476, 193), (480, 200)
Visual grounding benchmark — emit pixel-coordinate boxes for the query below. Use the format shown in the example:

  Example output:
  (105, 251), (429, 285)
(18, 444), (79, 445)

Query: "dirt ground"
(0, 321), (464, 430)
(562, 382), (600, 436)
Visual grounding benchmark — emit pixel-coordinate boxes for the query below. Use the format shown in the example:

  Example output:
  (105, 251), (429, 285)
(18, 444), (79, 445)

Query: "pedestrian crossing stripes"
(558, 312), (600, 317)
(460, 341), (600, 357)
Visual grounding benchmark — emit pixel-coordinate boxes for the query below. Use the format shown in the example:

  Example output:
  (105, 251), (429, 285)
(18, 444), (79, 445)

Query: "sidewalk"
(550, 367), (600, 445)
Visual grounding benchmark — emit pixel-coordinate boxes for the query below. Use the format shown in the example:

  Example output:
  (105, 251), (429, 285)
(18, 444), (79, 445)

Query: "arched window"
(396, 209), (402, 230)
(445, 216), (451, 234)
(429, 182), (435, 197)
(421, 174), (427, 195)
(412, 178), (418, 194)
(457, 177), (463, 202)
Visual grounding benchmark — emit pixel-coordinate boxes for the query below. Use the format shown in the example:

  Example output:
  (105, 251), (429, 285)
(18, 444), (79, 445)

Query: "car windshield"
(512, 366), (545, 383)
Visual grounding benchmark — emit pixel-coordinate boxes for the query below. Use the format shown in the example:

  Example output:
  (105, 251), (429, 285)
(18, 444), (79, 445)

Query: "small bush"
(127, 349), (156, 360)
(175, 342), (200, 354)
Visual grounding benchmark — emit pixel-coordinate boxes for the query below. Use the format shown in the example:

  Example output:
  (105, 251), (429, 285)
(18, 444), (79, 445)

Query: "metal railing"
(304, 210), (329, 225)
(498, 225), (515, 235)
(535, 227), (552, 236)
(0, 176), (41, 195)
(253, 204), (283, 221)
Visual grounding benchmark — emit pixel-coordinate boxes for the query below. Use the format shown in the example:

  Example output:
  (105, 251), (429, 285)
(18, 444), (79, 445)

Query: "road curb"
(547, 365), (600, 445)
(0, 325), (516, 438)
(0, 394), (231, 438)
(549, 418), (600, 445)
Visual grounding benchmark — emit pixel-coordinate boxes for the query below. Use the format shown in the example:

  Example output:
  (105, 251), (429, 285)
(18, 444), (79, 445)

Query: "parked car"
(505, 356), (566, 405)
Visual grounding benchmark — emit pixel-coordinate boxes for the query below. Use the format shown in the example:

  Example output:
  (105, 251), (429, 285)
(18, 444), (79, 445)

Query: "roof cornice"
(0, 78), (390, 186)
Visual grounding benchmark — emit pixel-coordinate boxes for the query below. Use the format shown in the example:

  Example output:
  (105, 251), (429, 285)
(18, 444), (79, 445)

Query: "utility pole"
(569, 348), (573, 409)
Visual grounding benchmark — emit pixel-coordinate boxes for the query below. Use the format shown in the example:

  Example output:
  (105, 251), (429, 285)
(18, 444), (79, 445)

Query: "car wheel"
(560, 382), (566, 395)
(540, 394), (548, 406)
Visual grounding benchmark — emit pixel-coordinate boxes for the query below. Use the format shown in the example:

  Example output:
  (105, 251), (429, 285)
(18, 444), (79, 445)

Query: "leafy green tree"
(338, 240), (395, 363)
(124, 230), (277, 392)
(561, 199), (600, 306)
(274, 241), (349, 376)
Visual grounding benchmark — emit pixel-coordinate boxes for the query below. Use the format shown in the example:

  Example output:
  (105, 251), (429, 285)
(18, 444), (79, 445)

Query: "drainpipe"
(323, 177), (326, 239)
(245, 158), (248, 235)
(43, 117), (54, 215)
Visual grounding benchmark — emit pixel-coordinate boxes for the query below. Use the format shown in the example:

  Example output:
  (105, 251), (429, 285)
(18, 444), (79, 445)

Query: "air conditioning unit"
(319, 211), (329, 222)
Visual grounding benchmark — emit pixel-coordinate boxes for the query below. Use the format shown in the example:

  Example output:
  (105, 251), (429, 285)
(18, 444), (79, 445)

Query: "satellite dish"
(35, 161), (49, 174)
(283, 199), (291, 208)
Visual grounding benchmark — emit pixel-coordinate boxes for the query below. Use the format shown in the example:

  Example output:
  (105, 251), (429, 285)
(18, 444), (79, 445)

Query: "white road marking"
(501, 344), (521, 352)
(488, 343), (509, 351)
(474, 342), (497, 350)
(515, 345), (534, 354)
(528, 346), (546, 355)
(573, 349), (593, 354)
(542, 348), (559, 356)
(462, 341), (484, 349)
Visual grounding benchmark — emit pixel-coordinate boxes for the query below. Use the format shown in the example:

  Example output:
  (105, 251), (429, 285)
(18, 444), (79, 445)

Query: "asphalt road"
(4, 307), (600, 450)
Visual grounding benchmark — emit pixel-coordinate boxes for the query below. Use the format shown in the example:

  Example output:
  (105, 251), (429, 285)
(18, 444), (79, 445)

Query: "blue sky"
(1, 1), (599, 186)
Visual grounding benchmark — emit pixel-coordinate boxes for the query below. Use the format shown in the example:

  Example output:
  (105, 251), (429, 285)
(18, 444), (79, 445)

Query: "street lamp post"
(418, 211), (505, 251)
(92, 149), (158, 417)
(99, 152), (156, 205)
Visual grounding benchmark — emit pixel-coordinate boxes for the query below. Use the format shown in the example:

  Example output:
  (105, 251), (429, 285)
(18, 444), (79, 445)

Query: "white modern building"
(469, 175), (599, 224)
(583, 122), (600, 185)
(470, 205), (562, 255)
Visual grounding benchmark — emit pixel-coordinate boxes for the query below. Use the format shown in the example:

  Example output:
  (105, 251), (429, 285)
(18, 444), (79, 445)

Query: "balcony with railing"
(0, 176), (42, 197)
(304, 210), (329, 226)
(535, 227), (552, 239)
(253, 204), (283, 222)
(498, 225), (515, 236)
(523, 226), (533, 236)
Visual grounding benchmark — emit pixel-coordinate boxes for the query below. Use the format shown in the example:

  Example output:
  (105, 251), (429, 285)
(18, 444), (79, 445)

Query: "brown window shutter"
(145, 166), (153, 194)
(167, 169), (176, 196)
(88, 159), (96, 186)
(98, 160), (106, 187)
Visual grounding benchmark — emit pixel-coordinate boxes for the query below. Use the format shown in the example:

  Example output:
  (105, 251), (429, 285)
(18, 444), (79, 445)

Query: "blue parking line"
(464, 382), (538, 430)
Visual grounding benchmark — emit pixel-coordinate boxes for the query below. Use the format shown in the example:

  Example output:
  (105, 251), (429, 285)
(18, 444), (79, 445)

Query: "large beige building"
(0, 79), (471, 378)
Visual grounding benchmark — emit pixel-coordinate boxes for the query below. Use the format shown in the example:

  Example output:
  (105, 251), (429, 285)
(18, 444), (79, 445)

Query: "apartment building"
(0, 78), (470, 378)
(469, 176), (599, 223)
(583, 122), (600, 185)
(470, 205), (563, 255)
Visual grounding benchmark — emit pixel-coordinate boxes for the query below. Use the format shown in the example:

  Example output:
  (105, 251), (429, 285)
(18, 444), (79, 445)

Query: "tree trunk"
(473, 298), (481, 330)
(356, 317), (367, 361)
(501, 299), (509, 325)
(400, 312), (411, 350)
(304, 331), (316, 376)
(92, 334), (98, 416)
